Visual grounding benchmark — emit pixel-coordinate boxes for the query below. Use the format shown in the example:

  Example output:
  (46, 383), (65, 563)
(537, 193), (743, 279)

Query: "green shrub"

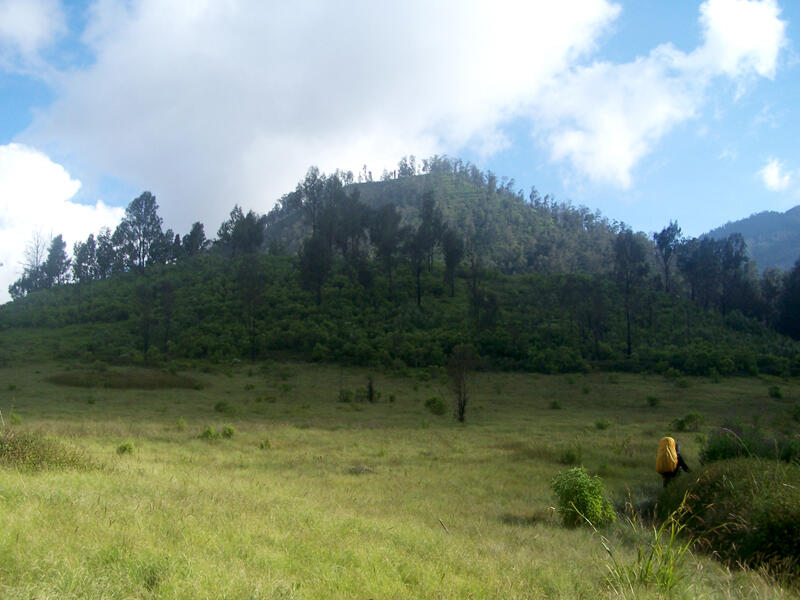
(581, 385), (591, 395)
(658, 458), (800, 575)
(549, 399), (562, 410)
(558, 445), (582, 465)
(176, 417), (186, 431)
(595, 419), (611, 430)
(116, 441), (135, 455)
(221, 425), (236, 439)
(672, 411), (705, 432)
(0, 430), (91, 471)
(700, 425), (800, 464)
(199, 426), (218, 440)
(646, 395), (660, 408)
(258, 438), (271, 450)
(9, 413), (21, 425)
(550, 466), (615, 528)
(424, 396), (447, 416)
(768, 385), (782, 399)
(675, 378), (691, 389)
(214, 401), (234, 414)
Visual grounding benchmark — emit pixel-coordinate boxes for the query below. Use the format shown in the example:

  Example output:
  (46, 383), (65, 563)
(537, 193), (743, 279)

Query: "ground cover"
(0, 361), (798, 599)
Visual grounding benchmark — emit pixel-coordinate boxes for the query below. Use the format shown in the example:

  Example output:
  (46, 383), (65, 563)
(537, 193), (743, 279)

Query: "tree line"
(7, 156), (800, 356)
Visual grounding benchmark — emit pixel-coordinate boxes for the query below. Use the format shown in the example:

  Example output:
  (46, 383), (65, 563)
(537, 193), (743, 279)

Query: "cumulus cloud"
(758, 157), (792, 191)
(0, 0), (65, 67)
(0, 143), (124, 303)
(24, 0), (620, 232)
(529, 0), (787, 188)
(19, 0), (789, 231)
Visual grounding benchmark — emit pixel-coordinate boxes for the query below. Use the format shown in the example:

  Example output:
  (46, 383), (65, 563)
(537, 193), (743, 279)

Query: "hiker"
(656, 436), (690, 487)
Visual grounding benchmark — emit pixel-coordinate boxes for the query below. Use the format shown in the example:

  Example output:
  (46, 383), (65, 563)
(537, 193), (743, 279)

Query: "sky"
(0, 0), (798, 302)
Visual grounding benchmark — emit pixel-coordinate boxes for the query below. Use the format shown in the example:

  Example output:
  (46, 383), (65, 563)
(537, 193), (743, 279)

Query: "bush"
(558, 444), (582, 465)
(658, 458), (800, 575)
(199, 426), (218, 440)
(768, 385), (782, 399)
(646, 395), (660, 408)
(258, 438), (271, 450)
(595, 419), (611, 430)
(221, 425), (236, 439)
(671, 411), (705, 432)
(424, 396), (447, 416)
(700, 425), (800, 465)
(0, 430), (91, 471)
(549, 399), (562, 410)
(214, 401), (234, 414)
(116, 441), (135, 455)
(550, 466), (615, 528)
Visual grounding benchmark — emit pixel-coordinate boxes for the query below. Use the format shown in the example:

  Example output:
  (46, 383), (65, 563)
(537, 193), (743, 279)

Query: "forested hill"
(3, 155), (800, 375)
(264, 157), (619, 275)
(706, 205), (800, 271)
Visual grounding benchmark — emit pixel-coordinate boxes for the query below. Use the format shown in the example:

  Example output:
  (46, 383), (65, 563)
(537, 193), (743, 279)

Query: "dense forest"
(2, 155), (800, 374)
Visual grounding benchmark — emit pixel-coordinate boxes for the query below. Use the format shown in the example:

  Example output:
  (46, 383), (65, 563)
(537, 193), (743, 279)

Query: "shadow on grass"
(499, 510), (554, 527)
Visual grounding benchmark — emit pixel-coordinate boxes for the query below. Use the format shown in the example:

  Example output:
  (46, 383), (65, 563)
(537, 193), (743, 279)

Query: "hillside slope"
(706, 205), (800, 271)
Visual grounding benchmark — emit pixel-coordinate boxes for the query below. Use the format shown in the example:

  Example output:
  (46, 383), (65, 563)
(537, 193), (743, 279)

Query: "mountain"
(706, 206), (800, 271)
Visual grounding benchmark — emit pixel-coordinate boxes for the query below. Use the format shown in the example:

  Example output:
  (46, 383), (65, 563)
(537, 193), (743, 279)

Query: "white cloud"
(23, 0), (620, 232)
(0, 0), (65, 66)
(0, 143), (124, 303)
(17, 0), (789, 229)
(758, 157), (792, 191)
(528, 0), (787, 188)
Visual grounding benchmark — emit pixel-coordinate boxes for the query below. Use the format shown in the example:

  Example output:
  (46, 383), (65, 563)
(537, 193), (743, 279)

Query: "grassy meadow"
(1, 361), (798, 599)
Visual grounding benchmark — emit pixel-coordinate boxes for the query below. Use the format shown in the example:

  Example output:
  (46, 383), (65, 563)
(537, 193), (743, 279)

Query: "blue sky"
(0, 0), (798, 299)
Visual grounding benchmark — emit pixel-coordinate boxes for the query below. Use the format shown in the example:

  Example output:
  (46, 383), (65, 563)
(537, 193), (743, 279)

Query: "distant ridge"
(706, 205), (800, 271)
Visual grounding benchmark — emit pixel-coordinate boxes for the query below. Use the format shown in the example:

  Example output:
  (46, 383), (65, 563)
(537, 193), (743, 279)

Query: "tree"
(778, 259), (800, 339)
(236, 259), (267, 361)
(653, 221), (681, 294)
(114, 191), (164, 271)
(95, 228), (117, 279)
(447, 344), (480, 422)
(614, 228), (649, 356)
(72, 234), (98, 284)
(297, 234), (331, 304)
(217, 206), (268, 256)
(442, 229), (464, 297)
(133, 282), (155, 363)
(369, 204), (404, 296)
(182, 222), (209, 256)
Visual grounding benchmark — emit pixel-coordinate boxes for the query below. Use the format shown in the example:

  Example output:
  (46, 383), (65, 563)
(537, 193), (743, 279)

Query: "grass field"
(1, 361), (798, 599)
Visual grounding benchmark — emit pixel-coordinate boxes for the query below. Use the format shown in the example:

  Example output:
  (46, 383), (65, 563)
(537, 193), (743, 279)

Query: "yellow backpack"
(656, 437), (678, 474)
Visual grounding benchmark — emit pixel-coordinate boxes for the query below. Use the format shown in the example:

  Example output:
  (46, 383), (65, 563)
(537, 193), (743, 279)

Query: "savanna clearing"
(0, 361), (797, 599)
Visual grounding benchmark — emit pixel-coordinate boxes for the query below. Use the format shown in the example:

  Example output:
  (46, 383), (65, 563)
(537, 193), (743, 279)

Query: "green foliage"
(700, 425), (800, 464)
(176, 417), (186, 431)
(221, 425), (236, 439)
(671, 411), (705, 432)
(424, 396), (447, 416)
(0, 429), (91, 470)
(558, 445), (583, 465)
(258, 438), (271, 450)
(600, 499), (693, 597)
(595, 419), (611, 430)
(549, 399), (562, 410)
(768, 384), (782, 399)
(659, 458), (800, 574)
(199, 426), (218, 440)
(116, 441), (135, 455)
(550, 466), (615, 528)
(9, 413), (21, 426)
(646, 395), (660, 408)
(214, 401), (233, 414)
